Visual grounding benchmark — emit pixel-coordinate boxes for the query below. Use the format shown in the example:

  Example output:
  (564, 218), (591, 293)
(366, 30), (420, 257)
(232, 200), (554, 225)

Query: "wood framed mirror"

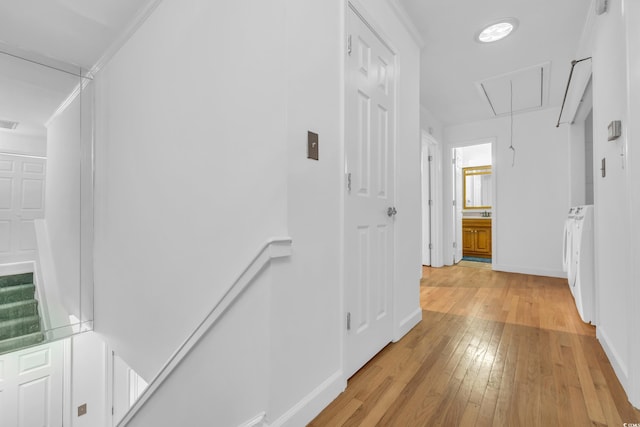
(463, 165), (492, 209)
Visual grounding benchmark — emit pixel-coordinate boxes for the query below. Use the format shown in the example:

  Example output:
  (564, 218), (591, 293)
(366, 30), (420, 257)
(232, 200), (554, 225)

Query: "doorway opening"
(452, 142), (494, 266)
(421, 131), (442, 267)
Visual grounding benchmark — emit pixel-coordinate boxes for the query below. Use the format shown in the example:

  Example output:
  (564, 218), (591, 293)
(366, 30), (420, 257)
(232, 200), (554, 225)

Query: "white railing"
(117, 237), (293, 426)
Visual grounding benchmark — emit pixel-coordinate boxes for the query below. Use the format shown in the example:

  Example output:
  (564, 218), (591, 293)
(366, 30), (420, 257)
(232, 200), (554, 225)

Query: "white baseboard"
(597, 327), (629, 390)
(239, 411), (267, 427)
(267, 371), (345, 427)
(394, 307), (422, 342)
(492, 264), (565, 279)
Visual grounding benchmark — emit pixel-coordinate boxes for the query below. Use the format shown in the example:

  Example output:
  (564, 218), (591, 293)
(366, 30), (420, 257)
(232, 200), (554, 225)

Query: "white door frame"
(421, 131), (443, 267)
(341, 0), (399, 380)
(443, 138), (497, 266)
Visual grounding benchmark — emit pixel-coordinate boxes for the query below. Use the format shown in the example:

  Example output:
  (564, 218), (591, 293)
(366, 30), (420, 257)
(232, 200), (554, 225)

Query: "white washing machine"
(566, 205), (595, 324)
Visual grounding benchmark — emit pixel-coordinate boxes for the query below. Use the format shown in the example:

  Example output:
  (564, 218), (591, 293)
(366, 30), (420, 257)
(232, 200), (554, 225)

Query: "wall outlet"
(78, 403), (87, 417)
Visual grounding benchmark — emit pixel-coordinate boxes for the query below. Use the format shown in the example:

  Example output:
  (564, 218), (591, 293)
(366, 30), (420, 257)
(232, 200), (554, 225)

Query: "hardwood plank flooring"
(310, 265), (640, 426)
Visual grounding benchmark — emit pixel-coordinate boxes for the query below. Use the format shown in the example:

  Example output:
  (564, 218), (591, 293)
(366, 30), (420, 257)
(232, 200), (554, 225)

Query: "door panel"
(476, 228), (491, 252)
(462, 228), (474, 252)
(0, 154), (46, 264)
(0, 340), (64, 427)
(345, 6), (396, 378)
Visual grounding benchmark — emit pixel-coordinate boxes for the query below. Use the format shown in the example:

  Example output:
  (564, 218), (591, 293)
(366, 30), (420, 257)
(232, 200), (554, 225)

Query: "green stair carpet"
(0, 272), (44, 353)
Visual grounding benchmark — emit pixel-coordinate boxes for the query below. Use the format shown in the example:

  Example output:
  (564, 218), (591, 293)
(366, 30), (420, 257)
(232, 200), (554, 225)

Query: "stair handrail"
(116, 236), (293, 426)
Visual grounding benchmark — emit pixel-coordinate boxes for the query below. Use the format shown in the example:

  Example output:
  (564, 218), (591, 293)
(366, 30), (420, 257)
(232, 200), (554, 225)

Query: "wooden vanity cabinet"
(462, 218), (492, 258)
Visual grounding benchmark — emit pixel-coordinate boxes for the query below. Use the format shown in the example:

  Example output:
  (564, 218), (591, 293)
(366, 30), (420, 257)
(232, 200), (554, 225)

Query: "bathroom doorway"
(452, 141), (494, 266)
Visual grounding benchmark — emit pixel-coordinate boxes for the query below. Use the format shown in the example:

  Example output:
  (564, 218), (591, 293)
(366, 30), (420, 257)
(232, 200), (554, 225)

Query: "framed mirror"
(0, 47), (93, 353)
(463, 165), (492, 209)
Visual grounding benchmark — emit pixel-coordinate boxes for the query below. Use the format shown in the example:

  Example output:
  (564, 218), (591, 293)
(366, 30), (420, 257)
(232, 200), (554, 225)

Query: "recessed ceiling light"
(477, 18), (519, 43)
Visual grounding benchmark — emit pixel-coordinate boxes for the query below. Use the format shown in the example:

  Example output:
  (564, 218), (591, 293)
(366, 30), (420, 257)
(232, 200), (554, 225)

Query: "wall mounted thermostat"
(608, 120), (621, 141)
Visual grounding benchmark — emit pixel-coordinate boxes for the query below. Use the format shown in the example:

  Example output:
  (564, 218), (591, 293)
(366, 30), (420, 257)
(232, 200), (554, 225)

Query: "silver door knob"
(387, 207), (397, 217)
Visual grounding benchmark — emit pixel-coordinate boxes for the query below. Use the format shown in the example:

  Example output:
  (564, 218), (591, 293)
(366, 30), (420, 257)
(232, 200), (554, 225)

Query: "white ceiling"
(0, 0), (154, 69)
(0, 0), (155, 137)
(399, 0), (591, 126)
(0, 0), (592, 137)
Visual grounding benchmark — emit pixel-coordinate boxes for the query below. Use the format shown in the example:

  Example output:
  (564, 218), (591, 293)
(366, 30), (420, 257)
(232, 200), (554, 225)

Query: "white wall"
(0, 132), (46, 157)
(93, 0), (288, 382)
(46, 88), (90, 322)
(421, 106), (444, 142)
(445, 108), (570, 277)
(93, 0), (421, 425)
(69, 332), (107, 427)
(587, 0), (637, 406)
(459, 143), (491, 167)
(267, 0), (343, 422)
(420, 107), (445, 267)
(128, 270), (272, 427)
(625, 0), (640, 407)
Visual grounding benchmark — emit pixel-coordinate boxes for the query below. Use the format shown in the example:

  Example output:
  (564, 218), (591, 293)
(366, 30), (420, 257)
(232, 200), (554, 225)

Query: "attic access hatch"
(476, 63), (550, 116)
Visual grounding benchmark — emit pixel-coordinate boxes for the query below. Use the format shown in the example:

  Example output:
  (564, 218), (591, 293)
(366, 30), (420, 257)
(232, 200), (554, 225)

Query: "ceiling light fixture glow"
(477, 18), (518, 43)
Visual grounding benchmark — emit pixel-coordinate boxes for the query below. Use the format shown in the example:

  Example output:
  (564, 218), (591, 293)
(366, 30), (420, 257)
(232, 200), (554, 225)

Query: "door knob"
(387, 207), (397, 217)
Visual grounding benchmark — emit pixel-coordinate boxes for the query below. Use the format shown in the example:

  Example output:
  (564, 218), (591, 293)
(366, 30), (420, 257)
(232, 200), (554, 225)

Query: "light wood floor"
(310, 265), (640, 426)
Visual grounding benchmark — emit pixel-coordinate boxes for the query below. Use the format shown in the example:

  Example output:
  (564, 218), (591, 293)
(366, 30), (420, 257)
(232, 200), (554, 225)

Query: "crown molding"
(89, 0), (165, 78)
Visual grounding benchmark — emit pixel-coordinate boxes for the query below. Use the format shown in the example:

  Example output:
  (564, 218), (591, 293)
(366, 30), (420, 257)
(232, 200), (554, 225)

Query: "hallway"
(311, 265), (640, 426)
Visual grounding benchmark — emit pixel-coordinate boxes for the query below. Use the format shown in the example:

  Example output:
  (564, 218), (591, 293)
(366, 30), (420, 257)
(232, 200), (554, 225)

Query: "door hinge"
(452, 158), (456, 165)
(453, 242), (457, 249)
(453, 200), (456, 206)
(347, 35), (352, 56)
(428, 155), (433, 162)
(347, 312), (351, 331)
(428, 199), (433, 206)
(112, 407), (114, 415)
(429, 243), (433, 250)
(346, 172), (352, 192)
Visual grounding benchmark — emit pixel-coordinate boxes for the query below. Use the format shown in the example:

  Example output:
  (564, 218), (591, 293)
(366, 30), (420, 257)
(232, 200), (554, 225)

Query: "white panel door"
(345, 6), (396, 378)
(0, 154), (46, 265)
(0, 340), (64, 427)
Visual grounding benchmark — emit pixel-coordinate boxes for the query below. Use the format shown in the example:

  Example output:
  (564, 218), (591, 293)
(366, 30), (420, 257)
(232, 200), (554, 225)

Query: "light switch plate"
(608, 120), (621, 141)
(307, 131), (319, 160)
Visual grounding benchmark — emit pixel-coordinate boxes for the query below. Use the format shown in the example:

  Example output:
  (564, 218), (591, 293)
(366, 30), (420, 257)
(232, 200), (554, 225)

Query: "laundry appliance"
(564, 205), (595, 324)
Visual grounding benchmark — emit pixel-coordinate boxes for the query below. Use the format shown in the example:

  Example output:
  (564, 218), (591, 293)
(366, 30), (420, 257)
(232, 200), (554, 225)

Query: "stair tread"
(0, 283), (35, 293)
(0, 273), (34, 288)
(0, 315), (40, 326)
(0, 315), (41, 341)
(0, 284), (36, 305)
(0, 299), (38, 321)
(0, 332), (45, 354)
(0, 299), (37, 309)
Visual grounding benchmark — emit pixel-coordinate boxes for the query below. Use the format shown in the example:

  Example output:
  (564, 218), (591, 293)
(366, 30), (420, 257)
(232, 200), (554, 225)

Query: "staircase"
(0, 273), (44, 353)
